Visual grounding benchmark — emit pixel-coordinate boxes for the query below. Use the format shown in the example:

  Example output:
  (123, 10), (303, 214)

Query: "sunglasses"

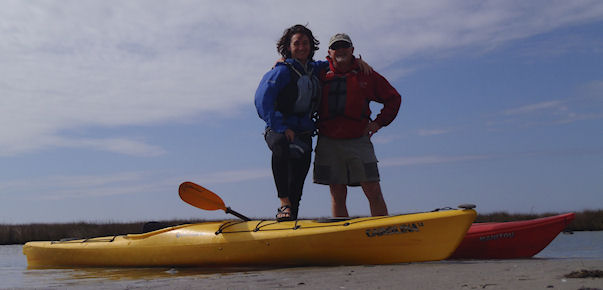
(329, 42), (352, 50)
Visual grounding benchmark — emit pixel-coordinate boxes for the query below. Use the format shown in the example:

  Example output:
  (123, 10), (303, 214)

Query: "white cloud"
(372, 128), (454, 144)
(193, 168), (272, 185)
(580, 80), (603, 99)
(380, 155), (492, 167)
(503, 101), (566, 115)
(0, 167), (271, 201)
(56, 137), (167, 157)
(417, 129), (453, 137)
(0, 171), (157, 200)
(371, 133), (399, 144)
(495, 80), (603, 126)
(2, 1), (603, 156)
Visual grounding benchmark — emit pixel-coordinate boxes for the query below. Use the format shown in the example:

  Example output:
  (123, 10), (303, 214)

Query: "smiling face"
(288, 33), (311, 62)
(328, 41), (354, 67)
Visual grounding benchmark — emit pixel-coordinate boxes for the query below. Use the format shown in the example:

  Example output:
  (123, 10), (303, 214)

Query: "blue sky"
(1, 1), (602, 223)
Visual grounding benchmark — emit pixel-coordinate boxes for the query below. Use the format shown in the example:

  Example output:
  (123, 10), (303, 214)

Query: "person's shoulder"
(311, 59), (328, 65)
(274, 60), (295, 73)
(364, 68), (385, 79)
(263, 62), (291, 78)
(310, 59), (328, 70)
(259, 62), (292, 87)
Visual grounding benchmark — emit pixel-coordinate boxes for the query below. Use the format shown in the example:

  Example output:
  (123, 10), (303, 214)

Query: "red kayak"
(449, 212), (575, 259)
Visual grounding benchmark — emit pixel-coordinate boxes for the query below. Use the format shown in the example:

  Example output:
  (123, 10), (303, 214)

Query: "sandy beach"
(53, 259), (602, 290)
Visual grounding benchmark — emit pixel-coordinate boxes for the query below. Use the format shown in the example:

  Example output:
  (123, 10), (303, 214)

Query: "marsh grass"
(0, 219), (207, 245)
(2, 210), (602, 245)
(474, 209), (603, 231)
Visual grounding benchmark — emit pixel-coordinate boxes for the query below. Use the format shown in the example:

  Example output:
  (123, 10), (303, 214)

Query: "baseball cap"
(328, 33), (353, 49)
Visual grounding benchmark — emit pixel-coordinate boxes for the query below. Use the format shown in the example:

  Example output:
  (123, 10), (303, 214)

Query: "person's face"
(328, 41), (354, 65)
(289, 33), (311, 61)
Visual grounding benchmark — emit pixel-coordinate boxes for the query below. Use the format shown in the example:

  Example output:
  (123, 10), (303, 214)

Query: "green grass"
(2, 210), (602, 245)
(0, 219), (206, 245)
(474, 209), (603, 231)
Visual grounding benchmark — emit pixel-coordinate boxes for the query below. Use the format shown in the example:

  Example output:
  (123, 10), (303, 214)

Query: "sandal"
(276, 205), (294, 222)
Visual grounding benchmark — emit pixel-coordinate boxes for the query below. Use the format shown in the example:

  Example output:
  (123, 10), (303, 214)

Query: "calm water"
(1, 231), (602, 289)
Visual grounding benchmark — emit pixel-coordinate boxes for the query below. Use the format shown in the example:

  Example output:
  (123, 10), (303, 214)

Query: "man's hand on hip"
(366, 122), (381, 137)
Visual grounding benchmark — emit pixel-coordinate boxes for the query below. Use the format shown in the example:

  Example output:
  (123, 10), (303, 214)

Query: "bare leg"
(276, 197), (293, 220)
(360, 181), (388, 216)
(279, 197), (291, 208)
(329, 184), (349, 217)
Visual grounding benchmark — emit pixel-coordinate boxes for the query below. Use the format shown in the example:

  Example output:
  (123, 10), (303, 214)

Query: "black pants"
(264, 129), (312, 219)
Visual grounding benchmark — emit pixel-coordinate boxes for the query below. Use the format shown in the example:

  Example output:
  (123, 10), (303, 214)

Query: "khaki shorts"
(313, 135), (380, 186)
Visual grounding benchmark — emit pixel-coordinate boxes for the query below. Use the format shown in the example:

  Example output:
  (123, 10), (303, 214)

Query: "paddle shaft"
(226, 207), (251, 221)
(179, 181), (252, 221)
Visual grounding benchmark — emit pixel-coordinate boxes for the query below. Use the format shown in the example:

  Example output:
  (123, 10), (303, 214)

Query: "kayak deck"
(449, 212), (575, 259)
(24, 208), (476, 268)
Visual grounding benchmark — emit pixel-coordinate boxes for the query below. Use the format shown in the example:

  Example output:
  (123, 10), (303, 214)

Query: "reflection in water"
(536, 231), (603, 258)
(21, 266), (280, 288)
(2, 243), (278, 288)
(25, 267), (273, 280)
(27, 266), (276, 280)
(3, 231), (602, 288)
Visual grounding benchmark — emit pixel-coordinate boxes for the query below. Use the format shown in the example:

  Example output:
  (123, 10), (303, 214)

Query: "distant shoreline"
(1, 210), (601, 245)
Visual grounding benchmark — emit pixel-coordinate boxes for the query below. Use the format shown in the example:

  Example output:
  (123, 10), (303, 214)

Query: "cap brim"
(329, 41), (352, 49)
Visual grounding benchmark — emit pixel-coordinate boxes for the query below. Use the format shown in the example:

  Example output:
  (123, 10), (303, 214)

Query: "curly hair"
(277, 24), (320, 60)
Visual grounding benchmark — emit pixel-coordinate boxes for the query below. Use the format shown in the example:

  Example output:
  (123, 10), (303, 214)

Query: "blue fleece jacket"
(255, 59), (327, 133)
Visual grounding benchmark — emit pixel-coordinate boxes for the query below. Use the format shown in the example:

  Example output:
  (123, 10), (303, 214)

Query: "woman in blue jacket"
(255, 24), (323, 221)
(255, 25), (371, 221)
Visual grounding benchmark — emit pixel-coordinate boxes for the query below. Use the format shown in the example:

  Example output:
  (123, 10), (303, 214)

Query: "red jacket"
(318, 57), (401, 139)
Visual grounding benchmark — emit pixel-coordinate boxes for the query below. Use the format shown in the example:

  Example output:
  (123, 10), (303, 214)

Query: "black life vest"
(321, 69), (370, 121)
(275, 62), (321, 118)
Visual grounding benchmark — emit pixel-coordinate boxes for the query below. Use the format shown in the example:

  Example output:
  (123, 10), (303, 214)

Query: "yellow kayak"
(23, 207), (476, 268)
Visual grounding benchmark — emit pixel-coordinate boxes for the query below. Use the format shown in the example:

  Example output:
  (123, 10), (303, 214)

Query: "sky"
(1, 1), (602, 224)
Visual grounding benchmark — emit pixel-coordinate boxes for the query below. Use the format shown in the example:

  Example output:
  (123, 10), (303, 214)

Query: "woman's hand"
(285, 129), (295, 142)
(273, 57), (285, 68)
(357, 55), (373, 75)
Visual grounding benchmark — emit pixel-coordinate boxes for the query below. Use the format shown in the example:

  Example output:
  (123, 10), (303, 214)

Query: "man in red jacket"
(314, 33), (401, 217)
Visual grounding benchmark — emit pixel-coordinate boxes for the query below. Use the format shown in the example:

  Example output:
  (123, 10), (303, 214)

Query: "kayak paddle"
(178, 181), (251, 221)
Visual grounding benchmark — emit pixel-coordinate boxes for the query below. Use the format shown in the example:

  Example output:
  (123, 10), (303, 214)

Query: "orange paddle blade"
(179, 182), (227, 211)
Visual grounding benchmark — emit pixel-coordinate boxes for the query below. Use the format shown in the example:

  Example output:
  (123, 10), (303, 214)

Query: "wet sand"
(72, 259), (603, 289)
